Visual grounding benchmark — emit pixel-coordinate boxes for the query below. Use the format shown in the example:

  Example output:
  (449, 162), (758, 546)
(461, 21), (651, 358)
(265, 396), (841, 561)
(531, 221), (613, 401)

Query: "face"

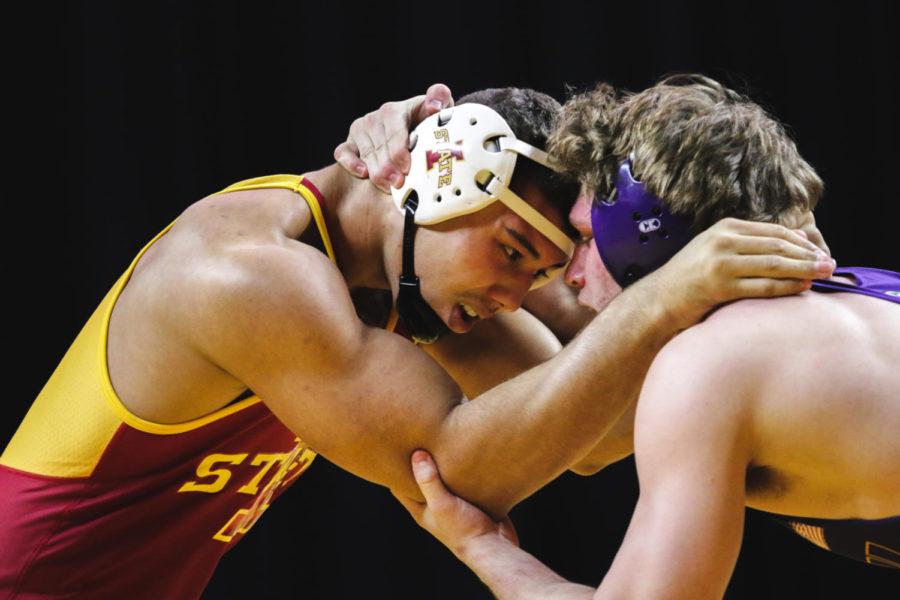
(413, 184), (572, 334)
(562, 191), (623, 312)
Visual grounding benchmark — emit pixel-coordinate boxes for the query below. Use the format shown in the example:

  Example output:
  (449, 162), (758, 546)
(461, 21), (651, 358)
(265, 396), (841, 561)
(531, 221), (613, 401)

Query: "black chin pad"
(397, 275), (448, 344)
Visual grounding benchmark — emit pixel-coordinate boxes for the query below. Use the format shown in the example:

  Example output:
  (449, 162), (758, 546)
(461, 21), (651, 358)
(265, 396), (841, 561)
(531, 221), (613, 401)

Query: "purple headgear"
(591, 160), (694, 287)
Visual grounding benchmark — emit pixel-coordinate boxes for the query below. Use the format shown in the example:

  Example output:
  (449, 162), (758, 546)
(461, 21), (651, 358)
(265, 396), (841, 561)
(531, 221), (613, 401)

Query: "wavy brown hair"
(548, 74), (823, 232)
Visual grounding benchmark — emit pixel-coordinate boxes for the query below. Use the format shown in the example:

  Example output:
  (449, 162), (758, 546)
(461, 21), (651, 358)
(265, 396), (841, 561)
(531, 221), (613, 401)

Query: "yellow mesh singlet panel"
(1, 175), (330, 476)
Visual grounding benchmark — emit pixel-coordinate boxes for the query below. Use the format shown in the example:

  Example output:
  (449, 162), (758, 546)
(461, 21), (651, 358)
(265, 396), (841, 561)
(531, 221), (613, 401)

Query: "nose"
(488, 272), (533, 313)
(564, 242), (590, 289)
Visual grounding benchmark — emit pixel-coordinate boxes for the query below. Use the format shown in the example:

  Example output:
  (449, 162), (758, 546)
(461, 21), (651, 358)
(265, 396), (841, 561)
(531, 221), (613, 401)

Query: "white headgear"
(390, 103), (575, 261)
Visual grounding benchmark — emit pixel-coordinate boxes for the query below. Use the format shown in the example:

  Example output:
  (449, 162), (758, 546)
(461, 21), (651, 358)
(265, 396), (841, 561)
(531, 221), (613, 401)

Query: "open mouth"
(459, 303), (481, 324)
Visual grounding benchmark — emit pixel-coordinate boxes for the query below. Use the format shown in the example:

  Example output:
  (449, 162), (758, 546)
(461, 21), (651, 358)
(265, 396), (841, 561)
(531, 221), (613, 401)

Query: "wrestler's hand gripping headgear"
(391, 103), (575, 344)
(591, 159), (693, 287)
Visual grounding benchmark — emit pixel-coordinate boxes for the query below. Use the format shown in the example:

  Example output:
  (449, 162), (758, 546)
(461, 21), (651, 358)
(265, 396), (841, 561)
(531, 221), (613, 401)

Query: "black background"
(6, 1), (898, 598)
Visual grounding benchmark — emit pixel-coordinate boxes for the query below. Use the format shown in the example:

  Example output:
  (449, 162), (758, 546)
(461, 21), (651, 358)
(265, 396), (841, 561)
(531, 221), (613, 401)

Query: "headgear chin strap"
(391, 103), (576, 343)
(397, 194), (449, 344)
(591, 160), (693, 287)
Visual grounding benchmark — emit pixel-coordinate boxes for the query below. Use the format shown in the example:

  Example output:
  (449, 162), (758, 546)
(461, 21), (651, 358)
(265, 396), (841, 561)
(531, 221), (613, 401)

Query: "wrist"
(630, 270), (696, 334)
(456, 531), (516, 568)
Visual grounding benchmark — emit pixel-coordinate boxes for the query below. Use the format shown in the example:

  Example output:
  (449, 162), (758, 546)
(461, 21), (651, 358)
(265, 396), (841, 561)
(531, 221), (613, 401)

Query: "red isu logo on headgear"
(426, 149), (465, 188)
(426, 149), (464, 171)
(426, 129), (464, 188)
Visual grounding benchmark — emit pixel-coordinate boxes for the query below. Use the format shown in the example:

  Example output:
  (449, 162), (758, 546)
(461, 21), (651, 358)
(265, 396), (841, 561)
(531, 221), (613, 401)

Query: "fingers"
(356, 119), (394, 193)
(804, 228), (830, 257)
(411, 450), (449, 506)
(727, 254), (835, 281)
(347, 117), (384, 188)
(383, 104), (413, 181)
(727, 233), (830, 263)
(798, 223), (831, 257)
(356, 104), (410, 192)
(413, 83), (454, 123)
(734, 277), (814, 299)
(333, 140), (367, 178)
(719, 218), (825, 256)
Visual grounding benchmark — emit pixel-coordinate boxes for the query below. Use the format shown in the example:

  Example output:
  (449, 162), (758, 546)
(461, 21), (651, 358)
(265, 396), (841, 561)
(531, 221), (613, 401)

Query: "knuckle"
(764, 256), (781, 271)
(771, 223), (791, 237)
(705, 258), (724, 278)
(390, 145), (408, 163)
(719, 217), (738, 230)
(710, 233), (730, 252)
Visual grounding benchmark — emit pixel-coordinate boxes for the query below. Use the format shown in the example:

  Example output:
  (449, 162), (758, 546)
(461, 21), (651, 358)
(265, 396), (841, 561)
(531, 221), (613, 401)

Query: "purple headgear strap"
(591, 160), (693, 287)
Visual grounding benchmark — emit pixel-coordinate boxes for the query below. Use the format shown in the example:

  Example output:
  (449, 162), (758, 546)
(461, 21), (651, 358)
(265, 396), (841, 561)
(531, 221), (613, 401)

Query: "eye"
(533, 268), (549, 281)
(502, 245), (523, 261)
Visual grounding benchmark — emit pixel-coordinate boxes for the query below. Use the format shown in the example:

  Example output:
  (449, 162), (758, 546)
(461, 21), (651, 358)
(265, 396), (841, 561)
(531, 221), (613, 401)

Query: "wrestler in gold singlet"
(0, 176), (327, 599)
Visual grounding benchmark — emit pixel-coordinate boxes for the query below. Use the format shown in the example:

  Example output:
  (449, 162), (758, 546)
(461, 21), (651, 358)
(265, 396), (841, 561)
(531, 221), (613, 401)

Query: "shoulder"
(154, 223), (363, 379)
(635, 299), (784, 445)
(213, 243), (356, 339)
(637, 291), (841, 437)
(648, 293), (824, 389)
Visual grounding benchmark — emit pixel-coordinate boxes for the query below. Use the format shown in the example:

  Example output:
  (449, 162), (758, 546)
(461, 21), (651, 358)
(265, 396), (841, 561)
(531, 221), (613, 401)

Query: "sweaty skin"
(347, 84), (881, 599)
(335, 89), (837, 478)
(598, 284), (900, 599)
(397, 261), (900, 600)
(103, 144), (833, 524)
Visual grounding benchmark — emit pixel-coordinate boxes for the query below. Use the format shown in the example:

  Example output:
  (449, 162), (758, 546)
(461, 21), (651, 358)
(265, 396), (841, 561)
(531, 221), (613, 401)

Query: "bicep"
(255, 323), (463, 500)
(598, 455), (746, 600)
(596, 342), (752, 599)
(191, 245), (463, 500)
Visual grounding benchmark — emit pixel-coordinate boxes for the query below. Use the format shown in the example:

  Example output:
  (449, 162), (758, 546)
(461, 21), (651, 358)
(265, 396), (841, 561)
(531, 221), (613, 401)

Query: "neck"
(303, 163), (403, 294)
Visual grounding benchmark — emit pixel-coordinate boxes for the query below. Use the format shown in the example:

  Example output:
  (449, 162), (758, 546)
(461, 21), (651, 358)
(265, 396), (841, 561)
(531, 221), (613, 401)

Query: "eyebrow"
(505, 227), (540, 260)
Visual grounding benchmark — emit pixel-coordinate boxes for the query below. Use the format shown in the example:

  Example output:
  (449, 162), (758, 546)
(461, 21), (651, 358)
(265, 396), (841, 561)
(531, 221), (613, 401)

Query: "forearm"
(423, 310), (562, 398)
(433, 273), (679, 517)
(522, 277), (595, 344)
(459, 535), (595, 600)
(569, 403), (636, 475)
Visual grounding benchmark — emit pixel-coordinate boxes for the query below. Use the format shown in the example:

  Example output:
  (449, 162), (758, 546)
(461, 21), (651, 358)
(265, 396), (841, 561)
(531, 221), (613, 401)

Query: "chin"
(579, 287), (620, 313)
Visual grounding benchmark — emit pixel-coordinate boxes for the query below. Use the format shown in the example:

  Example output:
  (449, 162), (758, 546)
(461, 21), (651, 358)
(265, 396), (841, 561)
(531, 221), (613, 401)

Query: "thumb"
(413, 83), (454, 123)
(411, 449), (448, 504)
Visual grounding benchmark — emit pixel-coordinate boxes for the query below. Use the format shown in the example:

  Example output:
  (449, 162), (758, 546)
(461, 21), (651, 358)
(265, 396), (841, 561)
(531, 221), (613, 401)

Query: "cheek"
(582, 243), (623, 306)
(424, 230), (496, 290)
(584, 243), (611, 287)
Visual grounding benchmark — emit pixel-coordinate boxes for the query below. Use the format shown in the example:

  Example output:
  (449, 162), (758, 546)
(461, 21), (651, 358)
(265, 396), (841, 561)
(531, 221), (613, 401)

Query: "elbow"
(440, 459), (515, 520)
(428, 448), (515, 521)
(569, 460), (608, 477)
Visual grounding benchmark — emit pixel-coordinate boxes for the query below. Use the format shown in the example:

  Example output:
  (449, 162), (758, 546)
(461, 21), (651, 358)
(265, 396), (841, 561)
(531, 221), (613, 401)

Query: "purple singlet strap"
(811, 267), (900, 305)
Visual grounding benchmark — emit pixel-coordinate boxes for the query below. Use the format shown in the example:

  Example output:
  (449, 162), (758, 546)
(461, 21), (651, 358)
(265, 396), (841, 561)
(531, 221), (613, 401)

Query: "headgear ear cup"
(390, 104), (576, 343)
(591, 160), (693, 287)
(393, 104), (573, 256)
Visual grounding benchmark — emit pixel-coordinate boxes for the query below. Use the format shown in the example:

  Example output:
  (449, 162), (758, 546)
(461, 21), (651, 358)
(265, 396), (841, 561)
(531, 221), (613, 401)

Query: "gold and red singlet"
(0, 176), (329, 599)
